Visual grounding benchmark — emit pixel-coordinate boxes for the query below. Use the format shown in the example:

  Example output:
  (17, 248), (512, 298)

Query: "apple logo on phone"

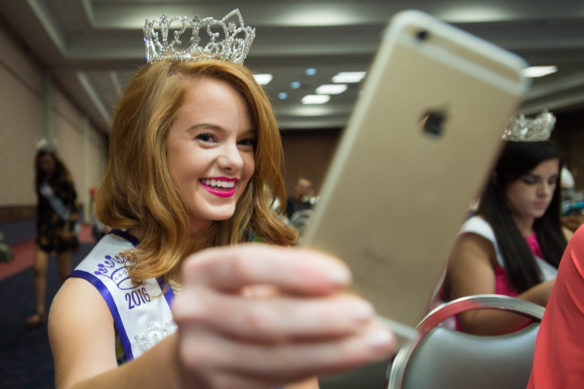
(420, 106), (448, 138)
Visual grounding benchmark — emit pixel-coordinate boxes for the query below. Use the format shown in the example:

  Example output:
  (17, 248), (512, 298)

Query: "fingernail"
(365, 327), (393, 350)
(354, 302), (375, 321)
(328, 267), (351, 285)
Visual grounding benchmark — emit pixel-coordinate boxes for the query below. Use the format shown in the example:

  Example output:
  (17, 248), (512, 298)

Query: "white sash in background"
(461, 216), (558, 281)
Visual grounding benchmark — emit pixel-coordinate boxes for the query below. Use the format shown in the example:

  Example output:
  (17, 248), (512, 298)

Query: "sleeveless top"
(70, 230), (284, 389)
(70, 230), (176, 361)
(460, 216), (558, 296)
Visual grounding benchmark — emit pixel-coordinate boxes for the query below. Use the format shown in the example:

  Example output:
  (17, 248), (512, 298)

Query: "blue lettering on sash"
(125, 287), (152, 310)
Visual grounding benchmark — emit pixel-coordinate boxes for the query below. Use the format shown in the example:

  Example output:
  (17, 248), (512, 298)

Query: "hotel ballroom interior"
(1, 1), (584, 388)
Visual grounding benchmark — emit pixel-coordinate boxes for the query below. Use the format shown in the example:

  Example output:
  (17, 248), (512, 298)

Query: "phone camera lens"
(416, 29), (429, 41)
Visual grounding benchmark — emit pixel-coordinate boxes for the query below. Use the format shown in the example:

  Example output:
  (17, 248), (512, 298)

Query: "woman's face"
(38, 154), (56, 178)
(505, 158), (560, 221)
(166, 77), (256, 231)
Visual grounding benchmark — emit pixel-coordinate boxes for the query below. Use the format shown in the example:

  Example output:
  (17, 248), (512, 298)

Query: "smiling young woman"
(165, 77), (256, 235)
(47, 43), (395, 389)
(92, 60), (298, 287)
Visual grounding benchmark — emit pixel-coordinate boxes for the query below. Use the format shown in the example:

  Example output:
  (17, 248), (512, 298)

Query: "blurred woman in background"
(28, 146), (79, 327)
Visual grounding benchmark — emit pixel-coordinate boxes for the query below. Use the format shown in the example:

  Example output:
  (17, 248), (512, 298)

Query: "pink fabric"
(528, 225), (584, 388)
(493, 233), (544, 299)
(452, 265), (520, 331)
(453, 236), (539, 331)
(525, 233), (544, 260)
(494, 264), (519, 297)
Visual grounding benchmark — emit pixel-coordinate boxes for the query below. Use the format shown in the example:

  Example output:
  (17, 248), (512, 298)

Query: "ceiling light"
(316, 84), (347, 95)
(305, 68), (317, 76)
(522, 66), (558, 78)
(278, 92), (288, 100)
(332, 71), (366, 83)
(302, 95), (330, 104)
(439, 6), (508, 23)
(253, 74), (273, 85)
(290, 81), (301, 89)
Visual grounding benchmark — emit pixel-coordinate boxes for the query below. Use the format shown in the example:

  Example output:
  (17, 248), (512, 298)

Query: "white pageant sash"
(70, 230), (176, 360)
(461, 216), (558, 281)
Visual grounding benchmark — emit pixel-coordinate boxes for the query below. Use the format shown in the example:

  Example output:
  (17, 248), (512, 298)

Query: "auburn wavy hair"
(95, 59), (298, 286)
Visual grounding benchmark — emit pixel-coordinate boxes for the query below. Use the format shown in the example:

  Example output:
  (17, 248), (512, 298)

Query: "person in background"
(0, 232), (14, 263)
(527, 223), (584, 387)
(445, 112), (572, 335)
(48, 10), (394, 389)
(286, 177), (316, 220)
(561, 165), (575, 194)
(28, 145), (79, 327)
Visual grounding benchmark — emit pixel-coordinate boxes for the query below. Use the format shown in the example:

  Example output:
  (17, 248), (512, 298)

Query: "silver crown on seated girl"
(501, 110), (556, 142)
(143, 9), (255, 64)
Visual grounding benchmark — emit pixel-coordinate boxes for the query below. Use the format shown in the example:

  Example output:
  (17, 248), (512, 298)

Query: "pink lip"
(200, 177), (238, 198)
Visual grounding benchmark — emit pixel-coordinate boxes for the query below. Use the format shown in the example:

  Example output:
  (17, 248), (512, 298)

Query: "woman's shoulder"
(73, 232), (136, 276)
(452, 215), (502, 268)
(460, 216), (495, 240)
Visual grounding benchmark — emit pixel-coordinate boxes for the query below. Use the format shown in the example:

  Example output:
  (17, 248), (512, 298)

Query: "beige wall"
(0, 24), (43, 207)
(0, 22), (107, 222)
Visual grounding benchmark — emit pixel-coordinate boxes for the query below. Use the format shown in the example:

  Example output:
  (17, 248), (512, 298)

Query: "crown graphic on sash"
(94, 255), (135, 290)
(143, 9), (255, 64)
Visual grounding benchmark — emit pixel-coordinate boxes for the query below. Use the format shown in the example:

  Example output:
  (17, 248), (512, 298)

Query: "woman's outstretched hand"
(172, 243), (396, 389)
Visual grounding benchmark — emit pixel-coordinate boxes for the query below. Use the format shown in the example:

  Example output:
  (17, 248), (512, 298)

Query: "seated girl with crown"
(443, 111), (573, 335)
(47, 10), (395, 389)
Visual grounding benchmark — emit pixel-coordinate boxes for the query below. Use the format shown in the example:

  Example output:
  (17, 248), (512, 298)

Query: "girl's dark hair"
(478, 140), (566, 292)
(34, 149), (71, 190)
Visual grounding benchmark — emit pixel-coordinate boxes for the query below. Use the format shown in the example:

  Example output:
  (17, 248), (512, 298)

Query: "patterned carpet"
(0, 224), (96, 389)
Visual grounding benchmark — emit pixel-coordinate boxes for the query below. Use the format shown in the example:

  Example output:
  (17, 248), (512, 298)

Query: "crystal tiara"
(501, 110), (556, 142)
(144, 9), (255, 64)
(36, 137), (58, 153)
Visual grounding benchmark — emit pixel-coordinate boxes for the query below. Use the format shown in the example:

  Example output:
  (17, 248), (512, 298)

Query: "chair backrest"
(319, 357), (392, 389)
(387, 294), (544, 389)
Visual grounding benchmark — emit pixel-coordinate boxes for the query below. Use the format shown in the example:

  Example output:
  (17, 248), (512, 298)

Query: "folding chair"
(387, 294), (544, 389)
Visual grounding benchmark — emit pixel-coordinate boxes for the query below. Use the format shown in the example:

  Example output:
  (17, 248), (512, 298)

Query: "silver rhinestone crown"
(501, 111), (555, 142)
(144, 9), (255, 64)
(37, 137), (58, 152)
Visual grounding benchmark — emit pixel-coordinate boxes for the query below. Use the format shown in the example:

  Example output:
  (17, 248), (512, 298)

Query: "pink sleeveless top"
(494, 233), (543, 297)
(449, 217), (557, 332)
